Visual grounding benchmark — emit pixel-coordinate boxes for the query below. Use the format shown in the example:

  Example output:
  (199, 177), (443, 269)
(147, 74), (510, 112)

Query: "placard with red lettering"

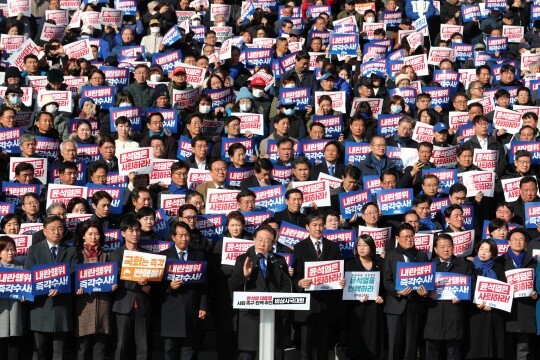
(291, 180), (331, 208)
(46, 184), (88, 209)
(6, 38), (40, 70)
(210, 3), (231, 20)
(317, 172), (342, 190)
(472, 149), (498, 172)
(434, 272), (471, 300)
(0, 34), (24, 54)
(414, 232), (434, 260)
(277, 221), (308, 249)
(221, 237), (253, 266)
(186, 169), (211, 190)
(448, 111), (469, 130)
(0, 268), (33, 301)
(2, 182), (39, 206)
(118, 147), (153, 176)
(493, 107), (522, 134)
(8, 0), (30, 17)
(474, 276), (513, 312)
(37, 90), (72, 113)
(9, 157), (47, 184)
(411, 122), (433, 143)
(159, 194), (185, 217)
(205, 188), (241, 215)
(40, 22), (66, 42)
(100, 8), (122, 27)
(440, 24), (463, 40)
(358, 226), (391, 254)
(45, 9), (69, 25)
(221, 138), (254, 162)
(120, 250), (166, 282)
(376, 188), (413, 216)
(149, 159), (176, 185)
(314, 91), (346, 114)
(458, 170), (495, 197)
(32, 263), (71, 296)
(396, 262), (435, 290)
(300, 139), (329, 164)
(502, 25), (524, 43)
(5, 234), (31, 256)
(305, 260), (344, 291)
(407, 32), (424, 50)
(449, 229), (474, 257)
(75, 262), (117, 293)
(500, 176), (524, 202)
(505, 268), (534, 298)
(428, 47), (456, 66)
(63, 39), (93, 60)
(323, 229), (355, 258)
(66, 214), (92, 233)
(230, 112), (264, 136)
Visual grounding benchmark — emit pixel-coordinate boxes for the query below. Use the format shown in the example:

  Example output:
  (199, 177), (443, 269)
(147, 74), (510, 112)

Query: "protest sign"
(314, 91), (347, 114)
(505, 268), (534, 298)
(7, 38), (40, 70)
(205, 188), (241, 214)
(486, 37), (508, 54)
(118, 147), (153, 176)
(0, 34), (25, 53)
(230, 113), (264, 136)
(291, 180), (331, 208)
(500, 176), (524, 202)
(411, 122), (433, 143)
(358, 226), (391, 254)
(458, 171), (495, 197)
(474, 276), (513, 312)
(0, 268), (33, 301)
(186, 169), (210, 190)
(63, 39), (93, 60)
(376, 189), (413, 216)
(472, 149), (498, 172)
(524, 202), (540, 228)
(221, 238), (253, 266)
(149, 159), (176, 185)
(120, 250), (166, 282)
(32, 263), (71, 296)
(342, 272), (380, 300)
(339, 190), (370, 220)
(75, 262), (117, 293)
(450, 230), (475, 257)
(252, 185), (287, 213)
(502, 25), (524, 43)
(493, 107), (522, 135)
(305, 260), (344, 291)
(81, 86), (116, 110)
(434, 272), (471, 300)
(8, 0), (31, 17)
(440, 24), (463, 40)
(396, 262), (435, 290)
(277, 222), (309, 249)
(312, 114), (343, 139)
(165, 260), (207, 283)
(46, 184), (87, 209)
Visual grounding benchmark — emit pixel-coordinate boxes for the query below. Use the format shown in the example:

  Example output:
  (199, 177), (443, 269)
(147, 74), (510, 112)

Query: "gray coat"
(0, 261), (27, 337)
(24, 240), (80, 332)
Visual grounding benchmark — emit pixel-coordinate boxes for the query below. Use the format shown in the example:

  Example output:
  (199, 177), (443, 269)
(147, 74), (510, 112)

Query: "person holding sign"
(293, 212), (344, 360)
(497, 228), (538, 360)
(510, 176), (540, 240)
(424, 233), (474, 360)
(467, 239), (507, 360)
(383, 223), (430, 360)
(344, 234), (385, 360)
(0, 236), (27, 360)
(229, 224), (291, 360)
(74, 221), (116, 360)
(160, 221), (208, 360)
(24, 215), (81, 360)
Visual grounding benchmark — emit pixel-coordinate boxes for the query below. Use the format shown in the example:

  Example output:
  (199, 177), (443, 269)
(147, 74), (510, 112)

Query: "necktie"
(259, 256), (267, 278)
(328, 165), (335, 177)
(51, 246), (57, 262)
(179, 251), (186, 260)
(446, 262), (451, 269)
(218, 185), (224, 189)
(315, 241), (321, 258)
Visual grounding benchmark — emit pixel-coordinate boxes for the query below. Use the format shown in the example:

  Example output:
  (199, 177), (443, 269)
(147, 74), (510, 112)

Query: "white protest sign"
(63, 39), (94, 61)
(317, 172), (342, 189)
(305, 260), (344, 291)
(505, 268), (534, 298)
(37, 90), (73, 113)
(502, 25), (524, 43)
(46, 184), (88, 209)
(314, 91), (347, 114)
(292, 180), (331, 208)
(186, 169), (211, 190)
(221, 237), (253, 266)
(493, 107), (522, 135)
(472, 149), (498, 172)
(342, 271), (380, 300)
(411, 122), (433, 143)
(358, 226), (391, 254)
(118, 147), (154, 176)
(149, 159), (176, 185)
(450, 230), (475, 257)
(0, 35), (25, 54)
(9, 157), (48, 184)
(100, 8), (123, 27)
(205, 188), (241, 214)
(500, 176), (524, 202)
(230, 113), (264, 136)
(473, 276), (514, 312)
(458, 171), (495, 197)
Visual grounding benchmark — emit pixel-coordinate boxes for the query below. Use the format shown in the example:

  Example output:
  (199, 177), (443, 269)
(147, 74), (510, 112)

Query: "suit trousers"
(114, 307), (148, 360)
(163, 337), (195, 360)
(77, 334), (109, 360)
(426, 339), (461, 360)
(34, 331), (67, 360)
(0, 336), (20, 360)
(386, 304), (420, 360)
(300, 320), (330, 360)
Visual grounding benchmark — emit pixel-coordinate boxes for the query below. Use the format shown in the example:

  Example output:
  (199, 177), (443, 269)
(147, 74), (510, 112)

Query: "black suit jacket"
(293, 237), (342, 323)
(309, 162), (345, 181)
(159, 246), (208, 338)
(92, 155), (119, 172)
(185, 154), (211, 170)
(239, 175), (281, 191)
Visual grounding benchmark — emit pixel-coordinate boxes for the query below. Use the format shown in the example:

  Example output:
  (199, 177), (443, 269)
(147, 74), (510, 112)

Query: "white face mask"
(239, 103), (251, 112)
(199, 105), (211, 114)
(150, 26), (160, 33)
(150, 74), (162, 82)
(365, 17), (375, 23)
(252, 89), (264, 98)
(283, 83), (295, 88)
(453, 39), (462, 43)
(119, 102), (132, 107)
(283, 108), (295, 116)
(46, 104), (58, 114)
(217, 22), (226, 27)
(192, 20), (200, 26)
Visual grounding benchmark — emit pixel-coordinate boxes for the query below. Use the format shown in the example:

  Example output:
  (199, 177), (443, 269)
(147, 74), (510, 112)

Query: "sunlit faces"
(286, 192), (303, 213)
(519, 180), (538, 202)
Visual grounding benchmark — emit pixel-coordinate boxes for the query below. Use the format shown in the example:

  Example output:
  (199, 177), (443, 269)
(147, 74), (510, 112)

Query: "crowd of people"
(3, 0), (540, 360)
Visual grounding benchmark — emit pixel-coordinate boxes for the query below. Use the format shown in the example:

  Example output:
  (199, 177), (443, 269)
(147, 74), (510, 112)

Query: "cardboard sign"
(411, 122), (433, 143)
(358, 226), (391, 254)
(500, 176), (523, 202)
(396, 262), (435, 291)
(291, 180), (331, 208)
(343, 271), (380, 300)
(9, 157), (47, 184)
(118, 147), (153, 176)
(505, 268), (534, 298)
(205, 188), (241, 214)
(75, 262), (117, 293)
(305, 260), (344, 291)
(0, 268), (33, 300)
(502, 25), (524, 43)
(165, 260), (207, 283)
(230, 113), (264, 136)
(474, 276), (513, 312)
(0, 34), (25, 53)
(220, 237), (253, 266)
(186, 169), (210, 190)
(46, 184), (87, 209)
(472, 149), (498, 172)
(8, 0), (31, 17)
(493, 107), (522, 135)
(376, 188), (413, 216)
(428, 47), (455, 66)
(32, 263), (71, 296)
(338, 190), (370, 220)
(252, 185), (287, 213)
(120, 250), (166, 282)
(449, 230), (474, 257)
(63, 39), (93, 60)
(434, 272), (471, 300)
(458, 170), (495, 197)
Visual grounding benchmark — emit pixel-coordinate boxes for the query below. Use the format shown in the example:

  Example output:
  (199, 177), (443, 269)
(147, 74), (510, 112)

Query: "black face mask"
(68, 68), (80, 76)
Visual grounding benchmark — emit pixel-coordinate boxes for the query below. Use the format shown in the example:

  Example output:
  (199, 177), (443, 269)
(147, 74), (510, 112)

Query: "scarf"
(473, 256), (496, 279)
(370, 153), (387, 175)
(84, 243), (101, 262)
(419, 216), (438, 230)
(393, 133), (410, 147)
(395, 244), (418, 262)
(507, 249), (526, 268)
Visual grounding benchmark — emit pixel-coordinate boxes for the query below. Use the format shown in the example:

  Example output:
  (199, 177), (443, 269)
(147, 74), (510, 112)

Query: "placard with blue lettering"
(339, 190), (370, 220)
(2, 182), (39, 205)
(165, 260), (207, 283)
(152, 50), (182, 74)
(343, 271), (380, 300)
(100, 67), (129, 90)
(35, 136), (59, 159)
(81, 86), (116, 110)
(279, 87), (310, 111)
(486, 37), (508, 54)
(524, 202), (540, 228)
(49, 161), (87, 186)
(0, 127), (22, 153)
(312, 114), (342, 139)
(388, 87), (417, 110)
(323, 229), (356, 258)
(344, 142), (371, 165)
(196, 214), (226, 244)
(243, 211), (272, 234)
(203, 87), (235, 109)
(422, 168), (457, 194)
(381, 10), (402, 27)
(252, 185), (286, 212)
(0, 268), (34, 301)
(75, 262), (117, 293)
(300, 139), (329, 164)
(451, 43), (474, 62)
(221, 138), (254, 162)
(396, 262), (435, 291)
(329, 33), (358, 56)
(377, 114), (402, 137)
(434, 272), (471, 300)
(87, 184), (124, 214)
(242, 48), (273, 68)
(377, 188), (413, 216)
(461, 4), (481, 22)
(278, 221), (309, 249)
(32, 263), (71, 296)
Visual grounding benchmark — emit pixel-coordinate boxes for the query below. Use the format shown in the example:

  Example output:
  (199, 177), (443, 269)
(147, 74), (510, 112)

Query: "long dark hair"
(354, 234), (376, 259)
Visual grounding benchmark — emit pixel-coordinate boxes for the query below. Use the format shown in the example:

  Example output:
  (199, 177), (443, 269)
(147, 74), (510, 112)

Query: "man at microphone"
(229, 224), (292, 360)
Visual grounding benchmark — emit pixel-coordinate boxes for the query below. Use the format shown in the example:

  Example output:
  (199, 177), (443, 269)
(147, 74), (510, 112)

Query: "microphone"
(268, 252), (293, 293)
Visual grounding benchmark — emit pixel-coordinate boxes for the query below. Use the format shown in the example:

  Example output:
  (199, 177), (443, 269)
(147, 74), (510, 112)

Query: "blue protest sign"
(242, 48), (273, 68)
(525, 202), (540, 229)
(177, 136), (192, 160)
(32, 263), (71, 296)
(152, 50), (183, 74)
(376, 188), (413, 216)
(0, 127), (22, 153)
(339, 190), (370, 220)
(377, 114), (402, 137)
(461, 5), (481, 23)
(226, 167), (254, 188)
(300, 139), (329, 164)
(313, 114), (343, 139)
(451, 43), (474, 62)
(277, 221), (309, 249)
(422, 169), (457, 194)
(35, 136), (60, 159)
(271, 165), (293, 185)
(75, 262), (117, 293)
(422, 87), (452, 109)
(388, 87), (417, 110)
(323, 229), (356, 258)
(49, 161), (87, 186)
(165, 260), (207, 283)
(243, 211), (272, 234)
(0, 268), (34, 301)
(109, 106), (143, 132)
(279, 87), (310, 110)
(100, 67), (129, 90)
(162, 25), (182, 46)
(329, 33), (358, 56)
(146, 108), (178, 134)
(221, 138), (254, 162)
(396, 262), (435, 291)
(81, 86), (116, 109)
(153, 209), (170, 240)
(486, 37), (508, 54)
(434, 272), (471, 300)
(87, 184), (124, 214)
(252, 185), (287, 213)
(103, 230), (123, 253)
(509, 142), (540, 165)
(433, 70), (460, 93)
(381, 10), (402, 27)
(2, 182), (40, 206)
(138, 240), (174, 254)
(196, 214), (226, 244)
(203, 87), (235, 109)
(344, 142), (371, 164)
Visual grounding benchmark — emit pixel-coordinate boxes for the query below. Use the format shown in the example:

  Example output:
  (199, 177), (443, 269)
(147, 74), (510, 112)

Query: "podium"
(233, 292), (310, 360)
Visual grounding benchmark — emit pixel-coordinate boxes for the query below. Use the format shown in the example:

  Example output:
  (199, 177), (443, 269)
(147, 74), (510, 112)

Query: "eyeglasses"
(182, 215), (197, 221)
(173, 172), (188, 177)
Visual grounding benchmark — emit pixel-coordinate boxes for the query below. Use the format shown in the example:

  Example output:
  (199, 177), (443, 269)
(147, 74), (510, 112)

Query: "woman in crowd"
(0, 214), (21, 235)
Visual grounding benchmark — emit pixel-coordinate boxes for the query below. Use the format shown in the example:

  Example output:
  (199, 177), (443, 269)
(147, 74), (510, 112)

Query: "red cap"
(250, 76), (266, 87)
(173, 66), (186, 75)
